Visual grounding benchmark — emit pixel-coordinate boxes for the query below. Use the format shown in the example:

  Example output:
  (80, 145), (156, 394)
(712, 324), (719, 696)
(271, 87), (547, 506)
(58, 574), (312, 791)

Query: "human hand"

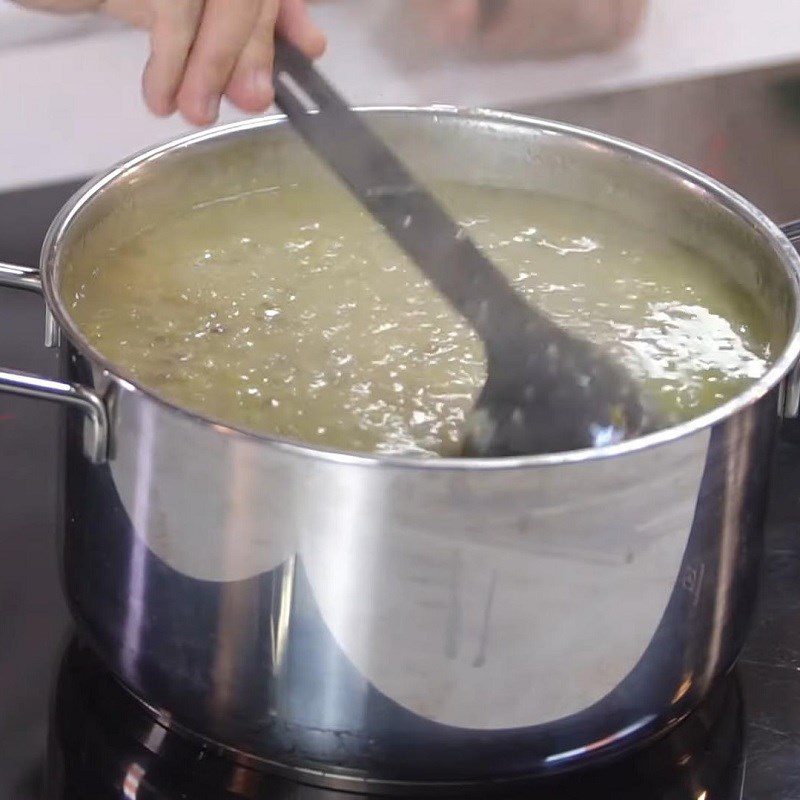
(408, 0), (646, 59)
(12, 0), (326, 125)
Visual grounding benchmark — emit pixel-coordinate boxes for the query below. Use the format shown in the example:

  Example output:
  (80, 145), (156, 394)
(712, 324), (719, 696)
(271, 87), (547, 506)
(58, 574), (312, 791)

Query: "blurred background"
(3, 1), (800, 797)
(0, 0), (799, 218)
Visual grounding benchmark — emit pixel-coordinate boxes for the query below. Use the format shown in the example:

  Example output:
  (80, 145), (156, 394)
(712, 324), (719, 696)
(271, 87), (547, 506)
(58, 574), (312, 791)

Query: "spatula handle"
(272, 39), (544, 347)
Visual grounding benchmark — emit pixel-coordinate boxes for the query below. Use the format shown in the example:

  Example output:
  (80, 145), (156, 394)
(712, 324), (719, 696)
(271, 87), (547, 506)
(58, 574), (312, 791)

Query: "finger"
(224, 0), (280, 113)
(276, 0), (327, 58)
(226, 0), (326, 114)
(176, 0), (263, 126)
(142, 1), (204, 117)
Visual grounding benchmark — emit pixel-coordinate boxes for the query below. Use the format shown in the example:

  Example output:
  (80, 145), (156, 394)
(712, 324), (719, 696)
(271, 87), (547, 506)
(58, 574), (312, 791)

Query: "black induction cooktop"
(5, 61), (800, 800)
(46, 635), (743, 799)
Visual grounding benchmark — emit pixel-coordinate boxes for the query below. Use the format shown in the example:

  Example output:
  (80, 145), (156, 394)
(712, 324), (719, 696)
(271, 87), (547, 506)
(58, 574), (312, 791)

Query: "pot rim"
(41, 105), (800, 471)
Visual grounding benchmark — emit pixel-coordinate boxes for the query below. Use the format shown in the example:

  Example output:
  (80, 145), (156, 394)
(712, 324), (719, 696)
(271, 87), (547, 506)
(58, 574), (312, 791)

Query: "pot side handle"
(0, 262), (108, 464)
(783, 220), (800, 247)
(781, 222), (800, 419)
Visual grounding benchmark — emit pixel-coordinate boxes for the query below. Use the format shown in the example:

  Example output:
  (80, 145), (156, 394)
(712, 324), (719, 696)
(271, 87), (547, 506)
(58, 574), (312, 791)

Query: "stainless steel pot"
(2, 108), (800, 792)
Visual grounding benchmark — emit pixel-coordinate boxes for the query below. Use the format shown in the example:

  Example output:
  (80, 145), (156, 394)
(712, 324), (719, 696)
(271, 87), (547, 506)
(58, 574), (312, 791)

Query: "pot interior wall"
(54, 111), (795, 379)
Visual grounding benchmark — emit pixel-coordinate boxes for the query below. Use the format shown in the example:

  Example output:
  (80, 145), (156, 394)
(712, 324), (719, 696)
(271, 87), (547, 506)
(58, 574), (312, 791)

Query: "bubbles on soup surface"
(67, 182), (772, 456)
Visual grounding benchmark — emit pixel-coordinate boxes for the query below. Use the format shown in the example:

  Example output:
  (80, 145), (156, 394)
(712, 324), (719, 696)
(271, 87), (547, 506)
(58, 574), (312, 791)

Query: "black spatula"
(272, 39), (650, 456)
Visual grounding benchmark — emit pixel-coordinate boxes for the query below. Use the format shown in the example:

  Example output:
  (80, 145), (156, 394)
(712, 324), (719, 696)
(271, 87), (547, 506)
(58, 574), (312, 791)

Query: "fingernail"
(250, 68), (273, 104)
(203, 94), (220, 124)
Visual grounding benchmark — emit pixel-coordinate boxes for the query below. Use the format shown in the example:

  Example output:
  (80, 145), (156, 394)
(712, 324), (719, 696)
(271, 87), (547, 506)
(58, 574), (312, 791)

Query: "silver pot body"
(2, 109), (800, 791)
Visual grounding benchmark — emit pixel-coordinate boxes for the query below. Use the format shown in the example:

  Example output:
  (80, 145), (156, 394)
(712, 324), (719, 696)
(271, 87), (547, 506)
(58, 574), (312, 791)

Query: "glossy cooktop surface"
(4, 61), (800, 799)
(47, 635), (741, 799)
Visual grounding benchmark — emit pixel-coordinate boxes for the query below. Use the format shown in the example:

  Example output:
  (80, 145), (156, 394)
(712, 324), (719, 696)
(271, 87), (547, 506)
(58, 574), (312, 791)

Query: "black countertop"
(0, 179), (74, 800)
(3, 60), (800, 799)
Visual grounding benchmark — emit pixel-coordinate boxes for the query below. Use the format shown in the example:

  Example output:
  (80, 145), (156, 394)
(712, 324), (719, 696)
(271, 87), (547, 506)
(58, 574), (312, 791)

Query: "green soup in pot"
(65, 180), (773, 456)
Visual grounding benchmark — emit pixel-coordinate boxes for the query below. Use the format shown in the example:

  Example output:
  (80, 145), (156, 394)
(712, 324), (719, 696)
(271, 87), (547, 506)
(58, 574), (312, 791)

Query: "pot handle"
(781, 222), (800, 418)
(0, 262), (108, 464)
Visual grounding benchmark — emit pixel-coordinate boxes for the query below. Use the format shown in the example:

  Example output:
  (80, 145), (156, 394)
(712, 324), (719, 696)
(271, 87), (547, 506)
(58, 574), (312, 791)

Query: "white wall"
(0, 0), (799, 190)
